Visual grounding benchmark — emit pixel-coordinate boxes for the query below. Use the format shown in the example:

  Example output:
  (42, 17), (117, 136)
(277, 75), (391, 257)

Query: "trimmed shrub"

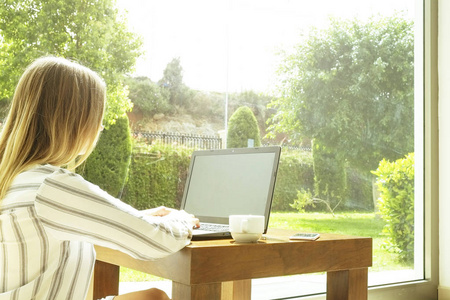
(373, 153), (414, 263)
(227, 106), (261, 148)
(121, 142), (192, 210)
(78, 115), (132, 198)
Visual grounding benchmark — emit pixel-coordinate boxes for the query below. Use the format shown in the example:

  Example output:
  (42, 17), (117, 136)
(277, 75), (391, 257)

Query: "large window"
(115, 0), (433, 299)
(0, 0), (437, 299)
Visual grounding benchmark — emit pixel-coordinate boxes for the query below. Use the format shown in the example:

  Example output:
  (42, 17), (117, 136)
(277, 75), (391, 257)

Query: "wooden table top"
(95, 228), (372, 285)
(189, 228), (370, 246)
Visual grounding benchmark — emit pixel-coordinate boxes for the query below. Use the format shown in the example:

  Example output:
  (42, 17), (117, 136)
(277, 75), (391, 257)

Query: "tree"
(79, 115), (132, 198)
(125, 76), (171, 116)
(268, 14), (414, 173)
(0, 0), (142, 124)
(158, 57), (190, 107)
(227, 106), (261, 148)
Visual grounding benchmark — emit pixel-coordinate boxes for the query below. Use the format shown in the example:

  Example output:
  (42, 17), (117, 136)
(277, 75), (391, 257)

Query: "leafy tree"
(79, 115), (132, 198)
(185, 90), (224, 122)
(230, 90), (272, 110)
(158, 57), (190, 107)
(268, 14), (414, 173)
(0, 0), (142, 123)
(227, 106), (261, 148)
(125, 76), (171, 116)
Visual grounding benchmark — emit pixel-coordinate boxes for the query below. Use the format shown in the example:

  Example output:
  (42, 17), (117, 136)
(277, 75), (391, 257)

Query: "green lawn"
(120, 211), (413, 282)
(269, 212), (412, 272)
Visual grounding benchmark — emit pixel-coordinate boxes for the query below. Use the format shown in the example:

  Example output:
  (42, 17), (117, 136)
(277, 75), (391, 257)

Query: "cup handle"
(242, 219), (248, 233)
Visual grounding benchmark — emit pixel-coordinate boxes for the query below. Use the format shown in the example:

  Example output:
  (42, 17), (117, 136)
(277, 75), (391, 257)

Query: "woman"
(0, 56), (198, 300)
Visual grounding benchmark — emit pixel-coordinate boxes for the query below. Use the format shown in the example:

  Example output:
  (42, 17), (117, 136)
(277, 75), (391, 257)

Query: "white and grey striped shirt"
(0, 165), (193, 300)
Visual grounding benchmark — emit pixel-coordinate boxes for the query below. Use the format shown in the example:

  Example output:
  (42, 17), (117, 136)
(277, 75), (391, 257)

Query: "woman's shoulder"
(2, 165), (68, 207)
(37, 164), (108, 199)
(15, 164), (87, 189)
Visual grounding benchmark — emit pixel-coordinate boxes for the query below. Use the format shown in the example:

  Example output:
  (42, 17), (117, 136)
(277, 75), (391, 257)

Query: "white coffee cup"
(229, 215), (264, 243)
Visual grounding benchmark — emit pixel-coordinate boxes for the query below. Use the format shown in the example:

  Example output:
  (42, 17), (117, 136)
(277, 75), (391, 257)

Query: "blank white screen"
(183, 152), (276, 218)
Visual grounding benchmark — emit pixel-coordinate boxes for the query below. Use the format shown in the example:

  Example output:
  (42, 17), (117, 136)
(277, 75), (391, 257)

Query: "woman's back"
(0, 165), (94, 300)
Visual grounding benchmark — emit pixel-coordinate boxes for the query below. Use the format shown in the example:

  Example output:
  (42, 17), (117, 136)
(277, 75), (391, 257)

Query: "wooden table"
(88, 229), (372, 300)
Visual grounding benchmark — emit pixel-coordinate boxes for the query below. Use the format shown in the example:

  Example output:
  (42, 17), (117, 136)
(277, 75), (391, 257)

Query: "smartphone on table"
(289, 233), (320, 241)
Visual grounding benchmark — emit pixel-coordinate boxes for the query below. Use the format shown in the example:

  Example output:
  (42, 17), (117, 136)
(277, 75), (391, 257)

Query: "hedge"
(121, 142), (192, 210)
(78, 115), (132, 198)
(271, 150), (314, 211)
(119, 144), (373, 213)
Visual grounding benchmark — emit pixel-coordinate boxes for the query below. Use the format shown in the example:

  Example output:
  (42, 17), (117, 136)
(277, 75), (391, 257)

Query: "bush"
(78, 115), (132, 198)
(228, 91), (272, 134)
(121, 142), (192, 210)
(372, 153), (414, 263)
(227, 106), (261, 148)
(271, 150), (314, 211)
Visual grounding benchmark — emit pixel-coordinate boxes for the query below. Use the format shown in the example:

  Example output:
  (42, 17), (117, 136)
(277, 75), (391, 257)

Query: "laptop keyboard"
(197, 223), (230, 232)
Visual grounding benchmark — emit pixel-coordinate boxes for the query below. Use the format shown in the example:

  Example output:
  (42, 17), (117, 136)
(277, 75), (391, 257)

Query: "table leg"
(172, 282), (221, 300)
(92, 260), (120, 300)
(327, 268), (368, 300)
(222, 280), (252, 300)
(172, 280), (251, 300)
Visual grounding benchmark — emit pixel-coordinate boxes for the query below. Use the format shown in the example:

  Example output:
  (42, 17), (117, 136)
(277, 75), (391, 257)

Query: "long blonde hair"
(0, 56), (106, 199)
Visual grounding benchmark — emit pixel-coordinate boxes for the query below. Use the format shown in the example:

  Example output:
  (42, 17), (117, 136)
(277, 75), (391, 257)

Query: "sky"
(116, 0), (416, 93)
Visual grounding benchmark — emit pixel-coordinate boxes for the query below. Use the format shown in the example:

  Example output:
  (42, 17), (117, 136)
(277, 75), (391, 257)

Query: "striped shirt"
(0, 165), (193, 300)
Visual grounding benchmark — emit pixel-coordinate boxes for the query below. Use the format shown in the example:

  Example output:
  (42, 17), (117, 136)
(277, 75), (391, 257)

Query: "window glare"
(117, 0), (415, 94)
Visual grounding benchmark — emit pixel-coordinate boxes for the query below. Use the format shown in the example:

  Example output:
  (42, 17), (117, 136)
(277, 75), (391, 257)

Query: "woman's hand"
(142, 206), (200, 229)
(141, 206), (175, 217)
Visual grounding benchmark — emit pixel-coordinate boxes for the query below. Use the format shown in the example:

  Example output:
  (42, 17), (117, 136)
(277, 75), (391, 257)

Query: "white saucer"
(231, 232), (262, 243)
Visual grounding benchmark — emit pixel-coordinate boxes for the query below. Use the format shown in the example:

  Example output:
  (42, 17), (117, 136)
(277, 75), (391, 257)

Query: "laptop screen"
(181, 147), (281, 226)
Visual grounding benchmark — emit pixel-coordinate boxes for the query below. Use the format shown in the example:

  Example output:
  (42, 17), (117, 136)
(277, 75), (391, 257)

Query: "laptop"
(180, 146), (281, 240)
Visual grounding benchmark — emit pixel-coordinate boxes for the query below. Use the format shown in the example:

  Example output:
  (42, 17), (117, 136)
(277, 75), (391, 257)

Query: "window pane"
(117, 0), (423, 298)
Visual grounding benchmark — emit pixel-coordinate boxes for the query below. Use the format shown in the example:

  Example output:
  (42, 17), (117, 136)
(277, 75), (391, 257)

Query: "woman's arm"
(35, 168), (195, 260)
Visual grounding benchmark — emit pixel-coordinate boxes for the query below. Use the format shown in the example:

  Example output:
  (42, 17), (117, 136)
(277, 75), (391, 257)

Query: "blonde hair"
(0, 56), (106, 199)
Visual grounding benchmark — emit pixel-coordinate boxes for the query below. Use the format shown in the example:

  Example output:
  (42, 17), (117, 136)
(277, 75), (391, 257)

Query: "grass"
(269, 212), (412, 272)
(120, 211), (413, 282)
(269, 211), (383, 237)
